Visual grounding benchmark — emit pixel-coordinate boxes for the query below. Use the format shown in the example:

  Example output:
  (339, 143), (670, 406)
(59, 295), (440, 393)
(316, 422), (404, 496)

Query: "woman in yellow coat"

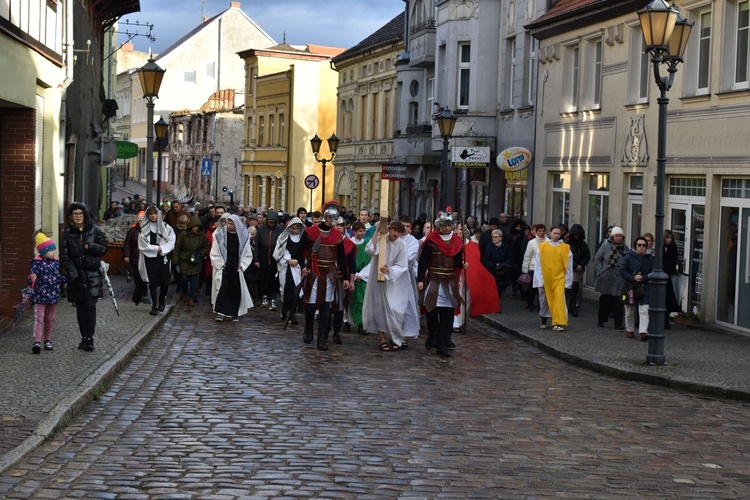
(533, 226), (573, 331)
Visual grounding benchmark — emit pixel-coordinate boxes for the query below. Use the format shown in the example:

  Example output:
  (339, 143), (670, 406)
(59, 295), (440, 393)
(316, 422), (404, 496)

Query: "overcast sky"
(124, 0), (405, 53)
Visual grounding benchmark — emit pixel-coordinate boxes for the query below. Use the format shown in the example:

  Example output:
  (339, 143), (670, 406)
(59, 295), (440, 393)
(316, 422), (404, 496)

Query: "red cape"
(464, 241), (500, 316)
(423, 229), (463, 257)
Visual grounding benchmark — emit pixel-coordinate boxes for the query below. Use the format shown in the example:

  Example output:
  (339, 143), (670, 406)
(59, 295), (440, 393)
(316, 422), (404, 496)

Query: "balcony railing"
(410, 18), (436, 34)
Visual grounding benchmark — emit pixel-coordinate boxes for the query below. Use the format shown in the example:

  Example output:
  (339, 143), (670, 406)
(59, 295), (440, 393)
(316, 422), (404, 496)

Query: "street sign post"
(304, 174), (319, 212)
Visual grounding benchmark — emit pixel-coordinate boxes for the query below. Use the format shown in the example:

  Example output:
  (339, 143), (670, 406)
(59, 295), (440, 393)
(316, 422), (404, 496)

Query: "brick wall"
(0, 108), (36, 295)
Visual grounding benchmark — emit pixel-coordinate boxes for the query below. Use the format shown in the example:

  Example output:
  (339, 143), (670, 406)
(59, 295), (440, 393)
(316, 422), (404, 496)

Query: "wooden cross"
(377, 178), (392, 282)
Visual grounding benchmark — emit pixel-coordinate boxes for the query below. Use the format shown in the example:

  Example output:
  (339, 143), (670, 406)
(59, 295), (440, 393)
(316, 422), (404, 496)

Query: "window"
(525, 34), (537, 106)
(269, 115), (275, 146)
(592, 40), (602, 108)
(457, 42), (471, 108)
(582, 38), (602, 109)
(628, 26), (650, 104)
(551, 173), (571, 227)
(409, 101), (419, 126)
(206, 62), (216, 78)
(698, 11), (712, 92)
(563, 44), (580, 112)
(736, 1), (749, 88)
(279, 114), (285, 146)
(184, 71), (196, 83)
(505, 37), (516, 109)
(426, 78), (434, 113)
(258, 115), (265, 147)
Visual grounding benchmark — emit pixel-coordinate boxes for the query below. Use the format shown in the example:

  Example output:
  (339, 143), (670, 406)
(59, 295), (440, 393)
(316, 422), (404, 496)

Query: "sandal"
(379, 342), (391, 352)
(390, 342), (401, 351)
(401, 340), (408, 350)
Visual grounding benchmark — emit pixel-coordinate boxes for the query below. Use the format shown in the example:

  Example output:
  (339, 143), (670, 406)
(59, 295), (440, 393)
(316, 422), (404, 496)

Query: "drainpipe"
(59, 0), (75, 221)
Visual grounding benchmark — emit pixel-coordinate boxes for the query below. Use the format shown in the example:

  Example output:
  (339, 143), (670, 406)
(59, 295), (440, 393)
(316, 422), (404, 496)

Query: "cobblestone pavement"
(2, 301), (750, 498)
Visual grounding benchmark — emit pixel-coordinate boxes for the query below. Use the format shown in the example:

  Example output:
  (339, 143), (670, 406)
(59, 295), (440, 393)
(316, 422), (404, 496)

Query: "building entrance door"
(668, 201), (705, 316)
(717, 206), (750, 329)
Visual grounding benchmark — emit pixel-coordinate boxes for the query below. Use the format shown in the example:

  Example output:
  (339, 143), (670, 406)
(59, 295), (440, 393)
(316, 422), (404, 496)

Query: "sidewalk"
(1, 278), (750, 474)
(479, 293), (750, 400)
(111, 179), (147, 203)
(0, 275), (173, 472)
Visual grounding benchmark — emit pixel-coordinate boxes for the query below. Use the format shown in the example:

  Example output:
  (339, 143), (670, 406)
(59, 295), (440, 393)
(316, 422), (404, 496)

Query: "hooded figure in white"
(137, 205), (175, 313)
(273, 216), (306, 322)
(210, 214), (254, 319)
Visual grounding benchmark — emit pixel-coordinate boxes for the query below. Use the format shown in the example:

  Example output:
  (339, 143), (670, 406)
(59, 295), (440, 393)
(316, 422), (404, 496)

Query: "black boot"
(303, 304), (316, 343)
(317, 303), (331, 351)
(78, 337), (94, 351)
(425, 334), (437, 350)
(158, 295), (166, 312)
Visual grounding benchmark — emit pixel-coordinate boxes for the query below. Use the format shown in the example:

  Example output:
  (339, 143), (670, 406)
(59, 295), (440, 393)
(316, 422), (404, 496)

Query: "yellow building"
(331, 13), (404, 215)
(238, 44), (343, 213)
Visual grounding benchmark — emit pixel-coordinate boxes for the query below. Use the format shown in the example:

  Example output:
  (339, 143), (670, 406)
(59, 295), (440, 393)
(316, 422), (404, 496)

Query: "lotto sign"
(304, 174), (320, 189)
(497, 147), (532, 172)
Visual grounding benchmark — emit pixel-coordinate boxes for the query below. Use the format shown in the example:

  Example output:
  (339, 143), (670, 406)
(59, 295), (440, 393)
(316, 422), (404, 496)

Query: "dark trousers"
(145, 257), (171, 305)
(426, 306), (454, 348)
(598, 294), (623, 327)
(75, 297), (98, 338)
(304, 302), (331, 341)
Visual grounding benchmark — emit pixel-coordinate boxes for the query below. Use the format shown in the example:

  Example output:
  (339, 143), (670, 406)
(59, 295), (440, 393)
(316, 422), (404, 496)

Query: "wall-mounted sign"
(497, 147), (532, 172)
(452, 147), (490, 168)
(381, 164), (408, 180)
(116, 140), (139, 159)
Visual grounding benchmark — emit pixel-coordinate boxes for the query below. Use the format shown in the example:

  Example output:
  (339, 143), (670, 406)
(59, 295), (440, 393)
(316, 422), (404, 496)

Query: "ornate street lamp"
(637, 0), (693, 366)
(434, 107), (457, 210)
(309, 133), (339, 205)
(136, 58), (166, 204)
(212, 150), (222, 202)
(154, 116), (169, 210)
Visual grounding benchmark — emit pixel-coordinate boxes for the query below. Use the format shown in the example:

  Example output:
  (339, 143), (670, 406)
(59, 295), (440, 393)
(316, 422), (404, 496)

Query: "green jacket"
(174, 217), (208, 275)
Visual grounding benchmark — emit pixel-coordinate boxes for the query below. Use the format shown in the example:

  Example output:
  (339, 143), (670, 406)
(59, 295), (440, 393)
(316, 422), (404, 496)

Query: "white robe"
(274, 233), (303, 304)
(137, 221), (175, 283)
(209, 233), (254, 315)
(362, 236), (412, 346)
(400, 234), (421, 338)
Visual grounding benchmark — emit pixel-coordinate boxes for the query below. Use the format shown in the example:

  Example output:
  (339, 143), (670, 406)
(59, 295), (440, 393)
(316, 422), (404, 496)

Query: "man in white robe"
(399, 215), (421, 339)
(362, 220), (412, 350)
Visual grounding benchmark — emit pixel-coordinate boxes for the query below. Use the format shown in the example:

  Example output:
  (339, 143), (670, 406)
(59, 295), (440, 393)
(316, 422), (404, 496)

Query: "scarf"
(139, 205), (171, 243)
(213, 214), (249, 262)
(273, 217), (304, 262)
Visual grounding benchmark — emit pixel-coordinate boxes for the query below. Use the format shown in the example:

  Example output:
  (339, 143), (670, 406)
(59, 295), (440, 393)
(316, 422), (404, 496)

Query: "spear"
(100, 261), (120, 316)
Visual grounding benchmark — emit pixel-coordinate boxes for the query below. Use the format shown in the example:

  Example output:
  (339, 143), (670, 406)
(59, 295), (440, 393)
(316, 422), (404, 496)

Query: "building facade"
(238, 44), (342, 213)
(331, 13), (404, 215)
(527, 0), (750, 328)
(0, 0), (138, 318)
(129, 1), (275, 204)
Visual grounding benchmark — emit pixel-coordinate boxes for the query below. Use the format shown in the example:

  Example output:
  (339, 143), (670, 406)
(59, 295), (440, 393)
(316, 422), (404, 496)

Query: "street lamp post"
(309, 133), (339, 206)
(136, 58), (166, 204)
(154, 116), (169, 210)
(637, 0), (693, 366)
(212, 151), (221, 203)
(434, 107), (457, 210)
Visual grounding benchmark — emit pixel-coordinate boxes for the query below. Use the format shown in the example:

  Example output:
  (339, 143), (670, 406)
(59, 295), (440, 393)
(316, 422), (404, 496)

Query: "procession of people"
(27, 197), (684, 355)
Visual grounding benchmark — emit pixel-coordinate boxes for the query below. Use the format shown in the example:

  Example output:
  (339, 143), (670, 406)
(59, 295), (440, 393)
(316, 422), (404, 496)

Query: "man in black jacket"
(254, 212), (283, 309)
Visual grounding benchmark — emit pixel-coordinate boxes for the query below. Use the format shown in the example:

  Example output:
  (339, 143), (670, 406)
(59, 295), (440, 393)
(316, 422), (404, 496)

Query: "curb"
(0, 302), (175, 474)
(477, 315), (750, 402)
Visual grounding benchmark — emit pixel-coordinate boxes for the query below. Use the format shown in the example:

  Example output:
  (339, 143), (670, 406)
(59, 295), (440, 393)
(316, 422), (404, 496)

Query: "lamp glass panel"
(310, 134), (322, 154)
(668, 20), (693, 59)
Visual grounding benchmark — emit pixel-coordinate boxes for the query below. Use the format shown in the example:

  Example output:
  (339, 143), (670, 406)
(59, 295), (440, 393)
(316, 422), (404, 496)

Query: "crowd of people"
(27, 196), (683, 355)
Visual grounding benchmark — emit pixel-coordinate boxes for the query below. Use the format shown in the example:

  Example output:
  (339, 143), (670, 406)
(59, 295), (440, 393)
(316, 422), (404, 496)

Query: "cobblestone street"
(1, 301), (750, 498)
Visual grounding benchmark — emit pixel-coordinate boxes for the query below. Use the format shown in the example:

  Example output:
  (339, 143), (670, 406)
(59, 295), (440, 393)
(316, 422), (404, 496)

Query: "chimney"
(120, 42), (134, 52)
(230, 2), (241, 8)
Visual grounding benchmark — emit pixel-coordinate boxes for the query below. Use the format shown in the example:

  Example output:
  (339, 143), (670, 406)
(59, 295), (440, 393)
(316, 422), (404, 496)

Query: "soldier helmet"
(322, 200), (340, 223)
(435, 212), (455, 228)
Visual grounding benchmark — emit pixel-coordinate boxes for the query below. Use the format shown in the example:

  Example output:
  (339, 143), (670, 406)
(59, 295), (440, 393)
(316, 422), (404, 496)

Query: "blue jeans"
(182, 274), (198, 300)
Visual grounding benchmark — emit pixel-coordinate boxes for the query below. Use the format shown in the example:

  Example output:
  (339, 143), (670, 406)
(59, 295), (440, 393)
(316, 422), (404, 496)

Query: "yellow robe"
(539, 241), (570, 326)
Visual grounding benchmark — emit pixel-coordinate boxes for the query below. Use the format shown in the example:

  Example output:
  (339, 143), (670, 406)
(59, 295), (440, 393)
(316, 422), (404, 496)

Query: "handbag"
(517, 272), (532, 293)
(621, 284), (643, 304)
